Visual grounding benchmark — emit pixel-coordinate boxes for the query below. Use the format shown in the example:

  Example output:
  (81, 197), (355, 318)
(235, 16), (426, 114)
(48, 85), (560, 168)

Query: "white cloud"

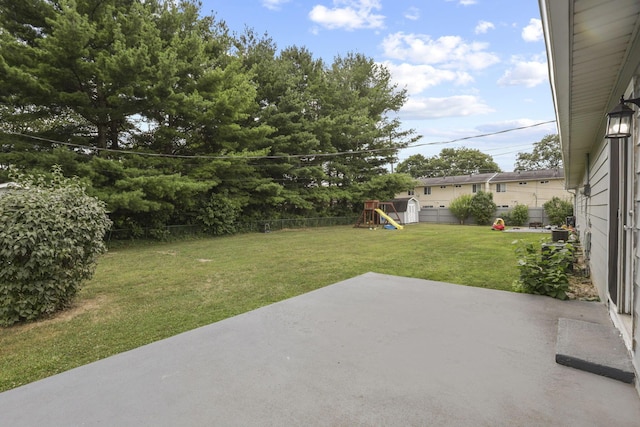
(497, 58), (548, 88)
(404, 7), (420, 21)
(309, 0), (385, 31)
(401, 95), (494, 119)
(262, 0), (290, 10)
(475, 20), (495, 34)
(381, 32), (500, 70)
(522, 18), (543, 42)
(381, 61), (473, 95)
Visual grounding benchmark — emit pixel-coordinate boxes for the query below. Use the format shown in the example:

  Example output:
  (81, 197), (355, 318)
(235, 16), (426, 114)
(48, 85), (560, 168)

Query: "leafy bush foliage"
(469, 191), (497, 225)
(449, 194), (473, 224)
(197, 191), (245, 235)
(0, 167), (112, 326)
(506, 204), (529, 226)
(513, 239), (574, 300)
(543, 196), (573, 226)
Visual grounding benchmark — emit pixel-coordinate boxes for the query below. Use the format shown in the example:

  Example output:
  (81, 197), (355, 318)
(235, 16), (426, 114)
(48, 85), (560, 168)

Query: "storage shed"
(391, 197), (420, 224)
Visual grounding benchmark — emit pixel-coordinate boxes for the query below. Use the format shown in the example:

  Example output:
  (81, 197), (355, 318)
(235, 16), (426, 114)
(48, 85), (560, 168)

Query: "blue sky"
(202, 0), (557, 172)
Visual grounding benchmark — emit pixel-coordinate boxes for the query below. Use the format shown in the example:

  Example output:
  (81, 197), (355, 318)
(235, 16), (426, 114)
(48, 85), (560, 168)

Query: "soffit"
(540, 0), (640, 188)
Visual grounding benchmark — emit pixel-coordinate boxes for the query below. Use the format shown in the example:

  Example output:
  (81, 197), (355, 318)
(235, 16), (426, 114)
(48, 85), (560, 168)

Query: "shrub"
(507, 204), (529, 226)
(0, 166), (112, 326)
(197, 191), (244, 235)
(449, 194), (473, 224)
(512, 239), (574, 300)
(470, 191), (497, 225)
(543, 196), (573, 226)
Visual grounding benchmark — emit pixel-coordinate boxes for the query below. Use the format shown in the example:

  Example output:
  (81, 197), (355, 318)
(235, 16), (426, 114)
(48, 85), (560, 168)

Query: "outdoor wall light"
(606, 95), (640, 138)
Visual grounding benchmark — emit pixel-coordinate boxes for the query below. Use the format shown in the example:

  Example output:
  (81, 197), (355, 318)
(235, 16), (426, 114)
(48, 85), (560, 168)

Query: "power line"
(1, 119), (556, 160)
(405, 120), (556, 149)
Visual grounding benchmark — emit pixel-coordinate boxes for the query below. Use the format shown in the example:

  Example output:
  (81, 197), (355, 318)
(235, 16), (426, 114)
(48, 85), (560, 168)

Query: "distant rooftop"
(417, 169), (564, 186)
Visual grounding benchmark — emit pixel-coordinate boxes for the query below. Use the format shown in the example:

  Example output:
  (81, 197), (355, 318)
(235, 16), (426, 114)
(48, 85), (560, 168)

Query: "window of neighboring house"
(439, 205), (445, 208)
(519, 182), (527, 185)
(501, 205), (509, 208)
(408, 189), (415, 196)
(472, 184), (481, 193)
(496, 183), (507, 192)
(454, 184), (462, 188)
(424, 187), (432, 195)
(440, 185), (447, 189)
(540, 180), (549, 184)
(423, 205), (434, 208)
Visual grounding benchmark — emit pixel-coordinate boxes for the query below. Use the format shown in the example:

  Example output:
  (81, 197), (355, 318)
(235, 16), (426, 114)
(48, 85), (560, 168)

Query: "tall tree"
(321, 53), (419, 213)
(396, 148), (501, 178)
(395, 154), (431, 178)
(0, 0), (163, 149)
(0, 3), (420, 231)
(514, 134), (562, 171)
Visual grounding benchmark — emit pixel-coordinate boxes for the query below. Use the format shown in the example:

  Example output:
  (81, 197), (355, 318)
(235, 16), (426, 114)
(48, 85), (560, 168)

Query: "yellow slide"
(374, 208), (404, 229)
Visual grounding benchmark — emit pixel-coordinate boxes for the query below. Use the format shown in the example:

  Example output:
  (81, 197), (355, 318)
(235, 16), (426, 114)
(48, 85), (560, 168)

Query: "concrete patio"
(1, 272), (639, 426)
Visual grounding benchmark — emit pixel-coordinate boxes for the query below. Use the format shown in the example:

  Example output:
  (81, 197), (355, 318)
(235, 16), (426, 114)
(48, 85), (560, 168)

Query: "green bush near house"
(0, 167), (112, 326)
(513, 239), (574, 300)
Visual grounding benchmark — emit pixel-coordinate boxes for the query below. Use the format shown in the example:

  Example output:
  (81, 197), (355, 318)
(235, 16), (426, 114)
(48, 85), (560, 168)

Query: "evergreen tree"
(0, 3), (418, 232)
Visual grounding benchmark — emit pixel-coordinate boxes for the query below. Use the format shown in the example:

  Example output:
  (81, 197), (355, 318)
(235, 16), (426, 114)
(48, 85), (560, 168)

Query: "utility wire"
(404, 120), (556, 149)
(1, 119), (556, 160)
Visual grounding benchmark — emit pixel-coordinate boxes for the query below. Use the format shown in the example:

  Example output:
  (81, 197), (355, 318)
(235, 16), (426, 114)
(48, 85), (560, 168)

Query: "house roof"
(417, 172), (498, 186)
(417, 169), (563, 186)
(489, 168), (564, 183)
(539, 0), (640, 188)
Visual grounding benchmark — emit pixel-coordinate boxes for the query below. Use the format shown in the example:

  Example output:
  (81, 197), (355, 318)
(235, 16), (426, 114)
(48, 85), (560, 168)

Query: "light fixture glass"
(606, 96), (640, 138)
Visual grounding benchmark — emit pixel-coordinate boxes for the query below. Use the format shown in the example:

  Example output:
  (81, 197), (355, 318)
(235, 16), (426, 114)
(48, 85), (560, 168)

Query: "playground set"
(354, 200), (404, 230)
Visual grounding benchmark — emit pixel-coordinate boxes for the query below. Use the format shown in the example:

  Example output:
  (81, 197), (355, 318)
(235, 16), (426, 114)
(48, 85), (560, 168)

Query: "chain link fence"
(106, 216), (359, 242)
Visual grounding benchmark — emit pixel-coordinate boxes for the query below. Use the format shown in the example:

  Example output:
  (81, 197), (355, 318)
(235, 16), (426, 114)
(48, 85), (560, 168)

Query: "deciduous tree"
(514, 134), (562, 171)
(396, 148), (500, 178)
(449, 194), (474, 225)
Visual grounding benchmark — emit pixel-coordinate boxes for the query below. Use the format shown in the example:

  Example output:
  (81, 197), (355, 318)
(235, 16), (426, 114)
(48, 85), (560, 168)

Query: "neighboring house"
(396, 169), (570, 209)
(540, 0), (640, 390)
(390, 197), (420, 224)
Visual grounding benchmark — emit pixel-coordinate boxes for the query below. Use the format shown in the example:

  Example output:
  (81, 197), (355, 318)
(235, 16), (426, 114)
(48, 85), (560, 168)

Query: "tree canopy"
(0, 0), (418, 234)
(514, 134), (562, 171)
(396, 148), (501, 178)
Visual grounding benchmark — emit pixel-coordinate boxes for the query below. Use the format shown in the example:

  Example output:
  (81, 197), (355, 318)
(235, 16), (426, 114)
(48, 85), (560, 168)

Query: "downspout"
(485, 172), (499, 193)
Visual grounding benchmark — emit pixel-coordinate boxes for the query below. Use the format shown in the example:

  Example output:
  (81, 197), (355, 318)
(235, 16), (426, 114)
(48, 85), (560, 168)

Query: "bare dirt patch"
(567, 274), (599, 301)
(8, 295), (110, 333)
(157, 250), (177, 256)
(567, 248), (599, 301)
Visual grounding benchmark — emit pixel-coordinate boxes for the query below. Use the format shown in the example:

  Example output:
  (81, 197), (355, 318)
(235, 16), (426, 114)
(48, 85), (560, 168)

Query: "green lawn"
(0, 223), (544, 392)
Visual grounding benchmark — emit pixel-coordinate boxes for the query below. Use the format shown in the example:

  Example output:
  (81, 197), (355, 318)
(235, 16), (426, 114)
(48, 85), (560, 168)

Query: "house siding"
(574, 85), (640, 374)
(576, 140), (611, 300)
(399, 170), (571, 209)
(633, 79), (640, 376)
(489, 179), (569, 208)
